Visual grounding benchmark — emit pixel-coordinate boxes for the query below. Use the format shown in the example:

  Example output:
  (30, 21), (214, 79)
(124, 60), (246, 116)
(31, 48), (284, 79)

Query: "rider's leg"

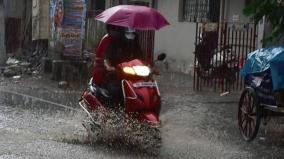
(105, 80), (123, 105)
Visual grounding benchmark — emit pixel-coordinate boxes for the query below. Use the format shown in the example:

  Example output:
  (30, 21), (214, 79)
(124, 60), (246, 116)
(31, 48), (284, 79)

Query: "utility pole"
(0, 0), (6, 66)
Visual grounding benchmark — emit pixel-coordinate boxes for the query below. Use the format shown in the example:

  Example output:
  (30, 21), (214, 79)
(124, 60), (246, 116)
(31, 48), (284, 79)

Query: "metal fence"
(193, 22), (258, 92)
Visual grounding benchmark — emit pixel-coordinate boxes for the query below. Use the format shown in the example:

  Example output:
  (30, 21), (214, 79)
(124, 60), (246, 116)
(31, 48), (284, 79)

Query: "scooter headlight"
(133, 66), (150, 77)
(123, 67), (136, 75)
(123, 66), (151, 77)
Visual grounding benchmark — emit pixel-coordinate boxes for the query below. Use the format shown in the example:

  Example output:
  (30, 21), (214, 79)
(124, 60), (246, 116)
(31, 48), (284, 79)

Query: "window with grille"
(180, 0), (221, 23)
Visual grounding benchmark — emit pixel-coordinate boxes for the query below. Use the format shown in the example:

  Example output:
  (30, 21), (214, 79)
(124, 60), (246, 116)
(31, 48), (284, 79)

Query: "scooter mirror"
(157, 53), (166, 61)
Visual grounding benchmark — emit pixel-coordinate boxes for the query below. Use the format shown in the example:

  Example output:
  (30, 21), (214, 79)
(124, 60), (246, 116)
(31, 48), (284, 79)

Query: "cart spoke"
(248, 113), (256, 117)
(241, 119), (246, 131)
(243, 121), (248, 136)
(248, 122), (253, 137)
(248, 94), (253, 112)
(245, 123), (249, 137)
(251, 101), (256, 113)
(241, 115), (246, 124)
(246, 121), (251, 137)
(250, 119), (256, 132)
(241, 107), (248, 114)
(247, 93), (251, 105)
(243, 94), (249, 107)
(239, 115), (246, 129)
(251, 103), (256, 113)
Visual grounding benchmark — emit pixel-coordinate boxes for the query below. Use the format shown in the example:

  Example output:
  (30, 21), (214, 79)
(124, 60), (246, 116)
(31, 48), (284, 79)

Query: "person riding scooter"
(104, 28), (143, 105)
(92, 24), (123, 87)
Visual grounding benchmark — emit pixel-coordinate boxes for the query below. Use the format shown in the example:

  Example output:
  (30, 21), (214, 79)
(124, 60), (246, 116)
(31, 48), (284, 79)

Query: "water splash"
(83, 107), (162, 155)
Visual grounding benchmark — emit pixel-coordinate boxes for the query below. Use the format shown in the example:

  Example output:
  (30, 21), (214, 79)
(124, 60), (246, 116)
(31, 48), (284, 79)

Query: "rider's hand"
(152, 69), (160, 75)
(104, 59), (116, 72)
(108, 66), (116, 72)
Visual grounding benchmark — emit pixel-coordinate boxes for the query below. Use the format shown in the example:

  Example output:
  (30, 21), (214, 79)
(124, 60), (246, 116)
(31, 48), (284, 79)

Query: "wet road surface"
(2, 73), (284, 158)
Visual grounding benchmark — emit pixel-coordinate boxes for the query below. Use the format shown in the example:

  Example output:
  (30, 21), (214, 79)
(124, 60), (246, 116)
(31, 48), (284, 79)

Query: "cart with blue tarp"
(238, 46), (284, 142)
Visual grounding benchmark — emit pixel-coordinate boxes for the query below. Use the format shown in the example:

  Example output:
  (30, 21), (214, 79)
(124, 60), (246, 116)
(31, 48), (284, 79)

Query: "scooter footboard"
(81, 90), (103, 110)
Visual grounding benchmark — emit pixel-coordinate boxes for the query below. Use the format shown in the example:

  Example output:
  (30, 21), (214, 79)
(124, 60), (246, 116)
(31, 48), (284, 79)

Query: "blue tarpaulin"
(241, 46), (284, 91)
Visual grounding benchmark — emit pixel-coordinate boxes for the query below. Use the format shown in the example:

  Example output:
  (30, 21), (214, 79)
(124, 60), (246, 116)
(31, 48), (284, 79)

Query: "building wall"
(3, 0), (25, 54)
(154, 0), (196, 74)
(3, 0), (24, 18)
(224, 0), (249, 23)
(225, 0), (264, 48)
(154, 0), (253, 74)
(32, 0), (49, 40)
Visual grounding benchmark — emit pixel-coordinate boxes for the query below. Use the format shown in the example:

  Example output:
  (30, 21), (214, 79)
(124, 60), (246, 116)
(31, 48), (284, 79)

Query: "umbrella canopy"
(95, 5), (169, 30)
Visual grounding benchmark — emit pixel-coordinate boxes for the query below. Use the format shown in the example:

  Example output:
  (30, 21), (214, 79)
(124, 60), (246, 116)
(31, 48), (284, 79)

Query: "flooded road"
(1, 73), (284, 158)
(0, 104), (161, 159)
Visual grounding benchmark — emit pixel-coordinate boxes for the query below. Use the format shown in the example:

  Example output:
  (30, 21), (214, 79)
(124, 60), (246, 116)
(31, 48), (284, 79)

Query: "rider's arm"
(104, 43), (117, 72)
(104, 59), (115, 72)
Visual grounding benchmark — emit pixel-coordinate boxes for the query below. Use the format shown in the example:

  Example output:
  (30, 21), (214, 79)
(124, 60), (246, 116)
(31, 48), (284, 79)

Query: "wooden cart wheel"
(238, 87), (261, 142)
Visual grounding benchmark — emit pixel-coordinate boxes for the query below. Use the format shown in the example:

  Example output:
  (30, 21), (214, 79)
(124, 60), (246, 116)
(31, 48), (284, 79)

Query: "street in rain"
(1, 0), (284, 159)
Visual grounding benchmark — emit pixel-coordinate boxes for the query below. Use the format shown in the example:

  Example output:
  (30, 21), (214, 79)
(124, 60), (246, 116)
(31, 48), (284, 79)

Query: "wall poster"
(50, 0), (86, 57)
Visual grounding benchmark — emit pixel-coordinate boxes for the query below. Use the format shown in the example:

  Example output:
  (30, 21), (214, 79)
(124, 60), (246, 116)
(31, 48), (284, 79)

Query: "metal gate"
(138, 30), (155, 65)
(193, 22), (258, 92)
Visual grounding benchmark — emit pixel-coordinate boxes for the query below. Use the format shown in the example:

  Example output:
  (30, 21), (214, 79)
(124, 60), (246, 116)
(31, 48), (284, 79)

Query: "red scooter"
(79, 54), (166, 149)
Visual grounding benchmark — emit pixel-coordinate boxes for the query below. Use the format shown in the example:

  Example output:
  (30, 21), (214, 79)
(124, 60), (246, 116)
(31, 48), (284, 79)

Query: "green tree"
(243, 0), (284, 44)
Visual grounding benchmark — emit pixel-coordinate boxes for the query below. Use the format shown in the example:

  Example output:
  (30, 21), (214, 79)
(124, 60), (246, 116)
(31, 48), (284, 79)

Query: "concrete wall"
(225, 0), (264, 48)
(3, 0), (24, 18)
(154, 0), (253, 74)
(154, 0), (196, 74)
(32, 0), (49, 40)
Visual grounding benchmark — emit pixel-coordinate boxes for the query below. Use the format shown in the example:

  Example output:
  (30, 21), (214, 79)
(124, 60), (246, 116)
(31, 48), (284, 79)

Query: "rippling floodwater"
(3, 72), (284, 158)
(0, 104), (164, 158)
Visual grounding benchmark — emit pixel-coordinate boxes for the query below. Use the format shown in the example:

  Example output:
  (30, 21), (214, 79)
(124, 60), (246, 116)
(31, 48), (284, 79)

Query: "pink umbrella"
(95, 5), (170, 30)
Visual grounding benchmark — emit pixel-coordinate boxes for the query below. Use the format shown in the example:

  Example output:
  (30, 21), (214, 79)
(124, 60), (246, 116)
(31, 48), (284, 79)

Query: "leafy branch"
(243, 0), (284, 45)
